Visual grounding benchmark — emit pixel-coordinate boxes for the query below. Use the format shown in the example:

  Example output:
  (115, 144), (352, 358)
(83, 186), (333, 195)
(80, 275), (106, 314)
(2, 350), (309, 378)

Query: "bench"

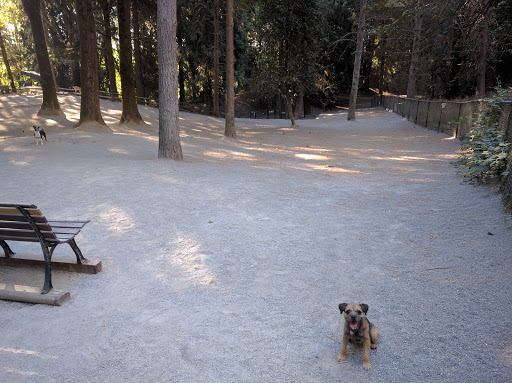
(0, 204), (91, 295)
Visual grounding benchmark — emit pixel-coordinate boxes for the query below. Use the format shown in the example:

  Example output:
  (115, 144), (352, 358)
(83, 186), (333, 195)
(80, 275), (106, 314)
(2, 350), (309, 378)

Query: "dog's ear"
(339, 303), (348, 313)
(359, 304), (369, 314)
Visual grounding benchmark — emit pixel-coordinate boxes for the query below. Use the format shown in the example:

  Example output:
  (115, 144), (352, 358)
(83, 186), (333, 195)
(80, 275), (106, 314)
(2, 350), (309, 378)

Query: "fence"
(501, 100), (512, 210)
(381, 95), (483, 139)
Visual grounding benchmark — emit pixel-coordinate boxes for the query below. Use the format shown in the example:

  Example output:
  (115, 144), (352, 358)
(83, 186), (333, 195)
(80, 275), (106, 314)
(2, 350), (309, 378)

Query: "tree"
(225, 0), (236, 138)
(158, 0), (183, 160)
(255, 0), (321, 125)
(213, 0), (220, 117)
(0, 29), (16, 92)
(21, 0), (64, 116)
(101, 0), (119, 100)
(347, 0), (367, 121)
(406, 2), (423, 98)
(74, 0), (105, 127)
(117, 0), (144, 124)
(476, 0), (490, 97)
(132, 0), (145, 101)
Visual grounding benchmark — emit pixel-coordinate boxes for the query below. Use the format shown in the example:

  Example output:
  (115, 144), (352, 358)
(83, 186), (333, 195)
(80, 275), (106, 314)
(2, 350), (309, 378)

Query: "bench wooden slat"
(0, 214), (49, 224)
(0, 235), (58, 242)
(0, 207), (43, 216)
(0, 204), (37, 208)
(0, 221), (52, 231)
(0, 228), (57, 240)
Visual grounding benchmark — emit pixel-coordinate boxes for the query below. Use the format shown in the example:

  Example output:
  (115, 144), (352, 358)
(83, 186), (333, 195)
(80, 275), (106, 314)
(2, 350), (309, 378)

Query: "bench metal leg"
(40, 242), (53, 294)
(0, 240), (15, 258)
(68, 238), (86, 264)
(15, 206), (53, 294)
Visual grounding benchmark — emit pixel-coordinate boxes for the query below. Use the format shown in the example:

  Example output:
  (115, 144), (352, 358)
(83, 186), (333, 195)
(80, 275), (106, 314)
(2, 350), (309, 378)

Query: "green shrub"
(459, 87), (512, 184)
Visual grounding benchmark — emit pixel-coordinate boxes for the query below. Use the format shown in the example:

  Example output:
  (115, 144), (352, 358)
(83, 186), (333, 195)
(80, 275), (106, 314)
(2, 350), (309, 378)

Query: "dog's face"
(33, 126), (40, 132)
(339, 303), (369, 331)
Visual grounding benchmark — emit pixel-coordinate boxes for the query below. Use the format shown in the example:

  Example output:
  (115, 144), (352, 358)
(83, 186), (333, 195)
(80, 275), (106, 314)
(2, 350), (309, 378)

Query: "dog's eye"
(356, 310), (362, 315)
(345, 310), (351, 314)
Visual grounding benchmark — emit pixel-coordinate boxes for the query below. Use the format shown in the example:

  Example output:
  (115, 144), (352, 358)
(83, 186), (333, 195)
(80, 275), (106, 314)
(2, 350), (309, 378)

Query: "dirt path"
(0, 95), (511, 382)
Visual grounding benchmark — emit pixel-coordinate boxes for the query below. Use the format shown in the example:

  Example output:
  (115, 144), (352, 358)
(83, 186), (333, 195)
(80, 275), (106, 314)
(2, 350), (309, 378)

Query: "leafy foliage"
(459, 87), (512, 184)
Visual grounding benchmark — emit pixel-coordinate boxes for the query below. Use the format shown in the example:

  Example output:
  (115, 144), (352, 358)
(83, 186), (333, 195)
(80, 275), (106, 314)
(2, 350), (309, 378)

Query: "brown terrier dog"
(337, 303), (379, 370)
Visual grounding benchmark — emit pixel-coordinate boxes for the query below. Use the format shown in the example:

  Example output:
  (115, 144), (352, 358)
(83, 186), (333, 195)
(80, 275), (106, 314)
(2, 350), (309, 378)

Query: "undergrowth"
(459, 87), (512, 184)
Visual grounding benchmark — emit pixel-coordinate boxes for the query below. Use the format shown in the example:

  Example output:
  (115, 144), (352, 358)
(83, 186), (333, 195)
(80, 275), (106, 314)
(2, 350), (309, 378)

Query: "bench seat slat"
(0, 208), (43, 216)
(0, 228), (57, 240)
(0, 214), (48, 224)
(0, 203), (37, 208)
(0, 235), (60, 243)
(0, 221), (52, 231)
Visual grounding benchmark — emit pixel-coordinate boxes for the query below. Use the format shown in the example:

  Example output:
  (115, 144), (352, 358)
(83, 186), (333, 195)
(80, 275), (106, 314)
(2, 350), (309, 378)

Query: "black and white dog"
(33, 126), (47, 145)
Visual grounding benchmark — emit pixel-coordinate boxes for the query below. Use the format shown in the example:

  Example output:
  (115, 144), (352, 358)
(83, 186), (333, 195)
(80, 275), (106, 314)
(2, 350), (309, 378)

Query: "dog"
(33, 126), (47, 145)
(337, 303), (379, 370)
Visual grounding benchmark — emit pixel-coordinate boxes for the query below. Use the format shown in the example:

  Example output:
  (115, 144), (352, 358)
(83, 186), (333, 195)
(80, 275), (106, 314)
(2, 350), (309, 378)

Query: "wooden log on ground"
(0, 283), (70, 306)
(0, 256), (102, 274)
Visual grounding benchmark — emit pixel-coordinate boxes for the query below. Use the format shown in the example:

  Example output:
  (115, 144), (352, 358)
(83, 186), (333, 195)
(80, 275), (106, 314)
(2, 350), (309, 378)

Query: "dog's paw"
(370, 343), (378, 350)
(337, 352), (347, 362)
(363, 362), (372, 370)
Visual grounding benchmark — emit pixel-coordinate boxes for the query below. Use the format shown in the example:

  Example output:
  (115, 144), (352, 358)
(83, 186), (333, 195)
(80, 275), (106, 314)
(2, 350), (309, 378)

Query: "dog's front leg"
(362, 338), (371, 370)
(337, 334), (349, 362)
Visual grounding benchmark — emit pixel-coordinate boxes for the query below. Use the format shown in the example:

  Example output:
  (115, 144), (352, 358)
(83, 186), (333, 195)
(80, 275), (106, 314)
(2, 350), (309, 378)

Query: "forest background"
(0, 0), (511, 120)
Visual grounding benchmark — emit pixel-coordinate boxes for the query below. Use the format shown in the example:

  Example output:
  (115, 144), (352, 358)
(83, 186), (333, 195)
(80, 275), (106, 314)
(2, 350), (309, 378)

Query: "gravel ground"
(0, 95), (511, 382)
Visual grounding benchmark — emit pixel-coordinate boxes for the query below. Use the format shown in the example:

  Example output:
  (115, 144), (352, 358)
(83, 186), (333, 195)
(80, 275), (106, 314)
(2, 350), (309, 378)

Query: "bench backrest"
(0, 204), (58, 242)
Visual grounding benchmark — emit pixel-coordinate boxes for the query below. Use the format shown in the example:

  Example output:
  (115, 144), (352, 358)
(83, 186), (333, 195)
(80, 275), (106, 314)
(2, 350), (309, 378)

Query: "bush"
(459, 87), (512, 184)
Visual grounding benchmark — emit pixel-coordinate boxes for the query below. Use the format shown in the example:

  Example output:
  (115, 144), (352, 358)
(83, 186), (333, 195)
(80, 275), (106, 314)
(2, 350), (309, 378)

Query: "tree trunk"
(213, 0), (220, 117)
(101, 0), (119, 101)
(347, 0), (367, 121)
(286, 94), (296, 126)
(117, 0), (144, 124)
(362, 34), (375, 90)
(304, 94), (312, 117)
(21, 0), (64, 116)
(378, 34), (387, 95)
(74, 0), (105, 127)
(57, 0), (80, 87)
(178, 59), (185, 102)
(132, 0), (145, 101)
(158, 0), (183, 160)
(406, 6), (423, 98)
(476, 0), (490, 97)
(224, 0), (236, 138)
(0, 30), (16, 92)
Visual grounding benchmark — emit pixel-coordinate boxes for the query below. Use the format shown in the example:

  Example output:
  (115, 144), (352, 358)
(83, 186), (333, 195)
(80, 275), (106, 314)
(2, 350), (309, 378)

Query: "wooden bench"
(0, 204), (97, 297)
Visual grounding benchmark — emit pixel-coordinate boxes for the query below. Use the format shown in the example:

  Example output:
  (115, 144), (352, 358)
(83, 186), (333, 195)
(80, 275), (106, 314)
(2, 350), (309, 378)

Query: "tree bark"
(347, 0), (367, 121)
(132, 0), (145, 101)
(224, 0), (236, 138)
(0, 30), (16, 92)
(286, 94), (296, 126)
(158, 0), (183, 160)
(21, 0), (64, 116)
(213, 0), (220, 117)
(378, 34), (387, 95)
(117, 0), (144, 124)
(74, 0), (105, 127)
(476, 0), (490, 97)
(101, 0), (119, 101)
(406, 5), (423, 98)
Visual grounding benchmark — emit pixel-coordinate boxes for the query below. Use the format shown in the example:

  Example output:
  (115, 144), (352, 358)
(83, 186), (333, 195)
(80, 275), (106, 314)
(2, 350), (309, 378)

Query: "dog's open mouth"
(350, 322), (359, 331)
